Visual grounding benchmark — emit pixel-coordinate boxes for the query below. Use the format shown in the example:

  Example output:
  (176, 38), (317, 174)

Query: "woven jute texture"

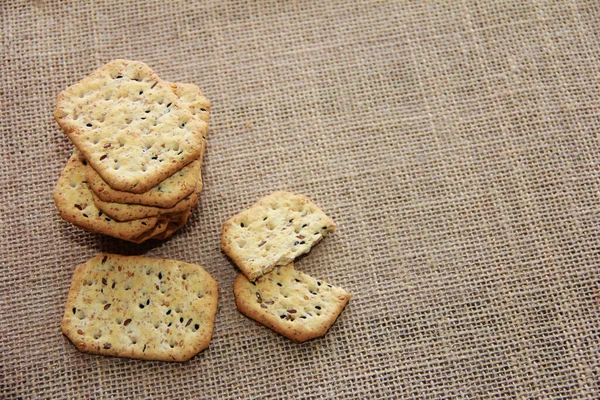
(1, 1), (599, 398)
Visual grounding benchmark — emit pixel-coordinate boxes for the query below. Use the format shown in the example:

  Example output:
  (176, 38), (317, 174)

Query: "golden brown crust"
(128, 217), (171, 244)
(152, 210), (192, 241)
(84, 81), (209, 207)
(170, 82), (211, 123)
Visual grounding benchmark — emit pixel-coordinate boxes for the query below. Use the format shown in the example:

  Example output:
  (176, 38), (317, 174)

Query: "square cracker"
(53, 151), (160, 242)
(233, 263), (351, 343)
(62, 254), (218, 361)
(221, 191), (336, 281)
(91, 174), (202, 221)
(85, 81), (210, 208)
(54, 60), (208, 193)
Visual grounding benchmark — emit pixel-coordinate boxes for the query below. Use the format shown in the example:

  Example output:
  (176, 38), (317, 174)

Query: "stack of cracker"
(221, 192), (351, 343)
(53, 60), (210, 243)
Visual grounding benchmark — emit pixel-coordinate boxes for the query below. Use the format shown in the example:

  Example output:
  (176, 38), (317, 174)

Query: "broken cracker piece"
(221, 191), (336, 281)
(233, 263), (350, 343)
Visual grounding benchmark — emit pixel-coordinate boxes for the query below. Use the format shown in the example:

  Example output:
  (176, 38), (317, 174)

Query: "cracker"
(62, 254), (219, 362)
(221, 191), (336, 281)
(86, 159), (201, 208)
(233, 263), (350, 343)
(85, 80), (210, 208)
(53, 151), (160, 242)
(91, 174), (202, 221)
(54, 60), (208, 193)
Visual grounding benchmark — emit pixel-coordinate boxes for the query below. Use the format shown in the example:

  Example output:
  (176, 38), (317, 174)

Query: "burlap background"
(1, 1), (599, 398)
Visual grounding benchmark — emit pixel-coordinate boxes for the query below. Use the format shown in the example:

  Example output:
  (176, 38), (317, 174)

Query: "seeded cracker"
(234, 263), (350, 343)
(62, 254), (219, 362)
(53, 151), (160, 242)
(55, 60), (208, 193)
(91, 174), (202, 221)
(85, 81), (210, 208)
(221, 191), (336, 281)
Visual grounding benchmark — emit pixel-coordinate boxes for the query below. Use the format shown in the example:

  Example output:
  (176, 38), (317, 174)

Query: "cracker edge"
(52, 152), (161, 242)
(91, 180), (199, 222)
(86, 162), (198, 208)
